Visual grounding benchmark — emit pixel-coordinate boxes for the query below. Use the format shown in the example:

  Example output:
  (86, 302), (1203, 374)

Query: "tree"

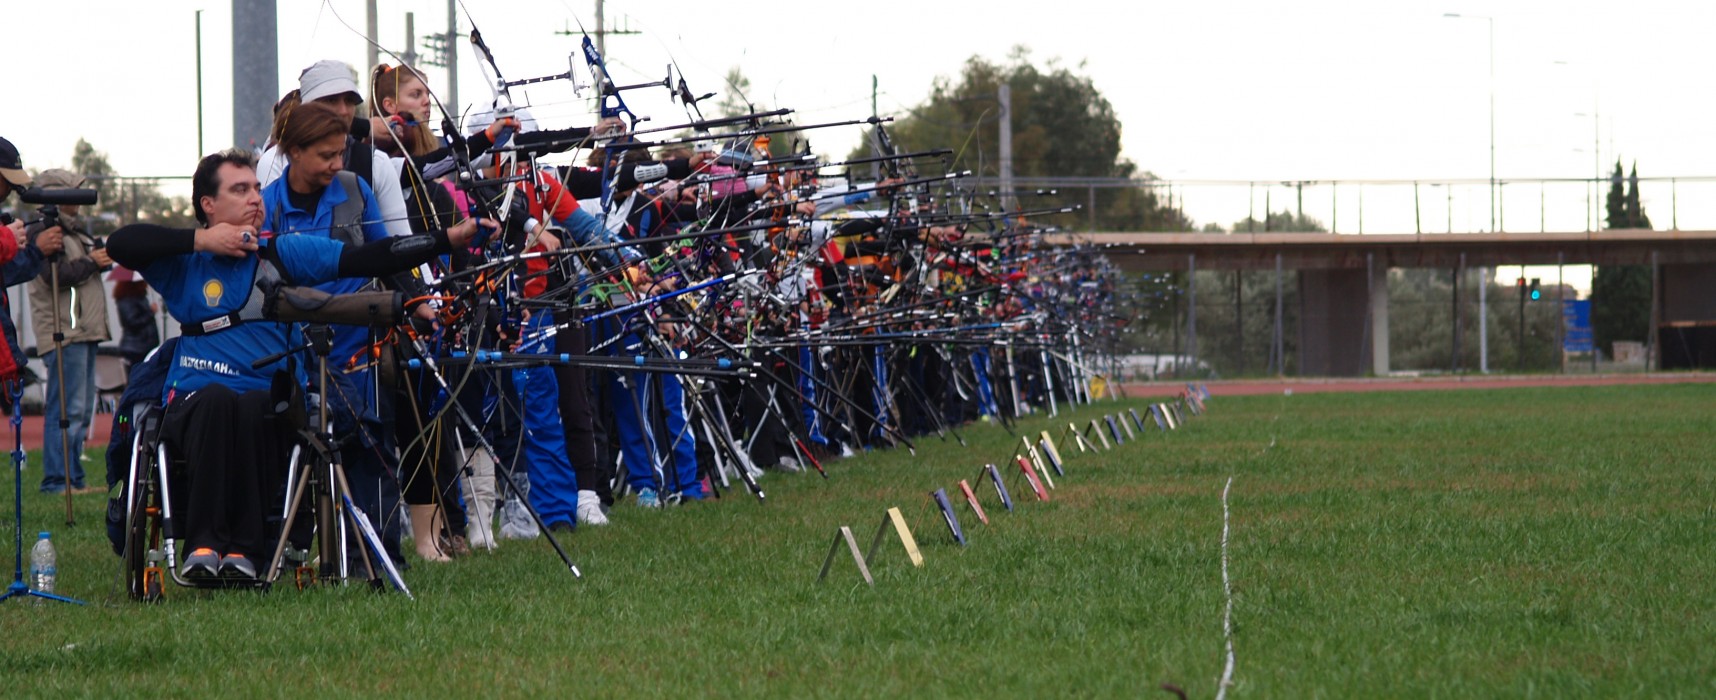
(68, 139), (196, 236)
(1591, 159), (1651, 353)
(852, 48), (1189, 232)
(1230, 210), (1326, 234)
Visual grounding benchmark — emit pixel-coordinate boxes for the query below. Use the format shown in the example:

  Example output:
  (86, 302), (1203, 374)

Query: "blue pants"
(40, 342), (96, 492)
(611, 369), (702, 498)
(513, 314), (579, 527)
(604, 323), (701, 499)
(972, 348), (999, 418)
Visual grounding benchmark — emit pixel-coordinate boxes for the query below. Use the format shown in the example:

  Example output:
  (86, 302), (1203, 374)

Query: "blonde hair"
(369, 63), (440, 158)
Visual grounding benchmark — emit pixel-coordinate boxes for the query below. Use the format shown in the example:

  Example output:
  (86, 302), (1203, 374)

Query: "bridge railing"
(975, 176), (1716, 233)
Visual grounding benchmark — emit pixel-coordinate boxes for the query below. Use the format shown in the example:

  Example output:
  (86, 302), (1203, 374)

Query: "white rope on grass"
(1215, 475), (1236, 700)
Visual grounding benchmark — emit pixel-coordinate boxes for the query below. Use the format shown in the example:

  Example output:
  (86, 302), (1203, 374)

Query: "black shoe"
(547, 521), (575, 535)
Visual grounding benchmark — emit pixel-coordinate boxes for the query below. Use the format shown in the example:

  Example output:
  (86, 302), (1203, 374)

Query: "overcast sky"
(6, 0), (1714, 258)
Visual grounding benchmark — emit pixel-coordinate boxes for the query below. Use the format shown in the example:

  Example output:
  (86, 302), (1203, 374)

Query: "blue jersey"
(142, 235), (345, 400)
(262, 169), (391, 373)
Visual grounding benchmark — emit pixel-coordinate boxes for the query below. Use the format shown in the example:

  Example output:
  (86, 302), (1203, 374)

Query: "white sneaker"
(575, 490), (610, 526)
(777, 456), (803, 473)
(498, 498), (540, 540)
(840, 444), (857, 458)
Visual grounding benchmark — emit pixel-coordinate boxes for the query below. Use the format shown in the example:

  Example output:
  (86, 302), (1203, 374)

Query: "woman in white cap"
(258, 60), (414, 240)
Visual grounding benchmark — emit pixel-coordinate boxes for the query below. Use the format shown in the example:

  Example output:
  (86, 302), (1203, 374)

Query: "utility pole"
(366, 0), (379, 82)
(871, 75), (880, 181)
(403, 12), (418, 67)
(231, 0), (278, 151)
(997, 83), (1015, 213)
(419, 2), (459, 123)
(556, 1), (640, 84)
(447, 0), (458, 114)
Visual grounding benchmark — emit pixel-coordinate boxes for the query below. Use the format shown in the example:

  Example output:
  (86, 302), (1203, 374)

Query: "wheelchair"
(116, 400), (306, 601)
(117, 384), (408, 602)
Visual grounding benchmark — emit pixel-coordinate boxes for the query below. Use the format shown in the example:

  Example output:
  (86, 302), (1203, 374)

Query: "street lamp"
(1444, 13), (1494, 233)
(1558, 60), (1602, 232)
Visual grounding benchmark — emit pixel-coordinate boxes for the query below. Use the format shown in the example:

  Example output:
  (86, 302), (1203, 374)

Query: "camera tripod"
(262, 325), (410, 597)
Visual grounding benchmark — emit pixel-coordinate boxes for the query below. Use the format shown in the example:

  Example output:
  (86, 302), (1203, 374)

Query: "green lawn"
(2, 385), (1714, 697)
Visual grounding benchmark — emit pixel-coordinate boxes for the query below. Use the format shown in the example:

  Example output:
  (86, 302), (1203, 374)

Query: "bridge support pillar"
(1370, 264), (1390, 375)
(1298, 268), (1383, 376)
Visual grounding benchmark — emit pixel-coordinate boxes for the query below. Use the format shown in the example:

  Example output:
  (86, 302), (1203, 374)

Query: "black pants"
(554, 314), (609, 506)
(164, 385), (290, 561)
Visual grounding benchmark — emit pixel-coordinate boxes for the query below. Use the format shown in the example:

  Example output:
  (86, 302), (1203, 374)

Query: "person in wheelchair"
(107, 149), (484, 580)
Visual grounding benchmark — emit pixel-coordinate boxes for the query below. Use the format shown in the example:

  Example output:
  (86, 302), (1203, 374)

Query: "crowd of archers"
(12, 20), (1131, 590)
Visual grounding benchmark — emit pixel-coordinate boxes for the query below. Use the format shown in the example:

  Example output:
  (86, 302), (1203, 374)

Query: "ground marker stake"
(817, 526), (873, 585)
(957, 479), (990, 525)
(929, 489), (966, 546)
(866, 507), (925, 568)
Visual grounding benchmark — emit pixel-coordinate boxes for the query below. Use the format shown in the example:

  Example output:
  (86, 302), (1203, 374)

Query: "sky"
(5, 0), (1715, 291)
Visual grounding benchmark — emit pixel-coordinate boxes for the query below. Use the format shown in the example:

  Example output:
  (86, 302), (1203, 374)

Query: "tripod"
(47, 253), (73, 524)
(262, 325), (408, 596)
(1, 381), (82, 604)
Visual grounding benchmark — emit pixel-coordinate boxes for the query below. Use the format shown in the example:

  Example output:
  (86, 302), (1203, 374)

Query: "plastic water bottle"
(29, 531), (57, 598)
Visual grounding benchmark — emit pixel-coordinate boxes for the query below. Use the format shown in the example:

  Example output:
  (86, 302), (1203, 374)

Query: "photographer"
(26, 169), (108, 495)
(107, 149), (485, 579)
(1, 137), (64, 381)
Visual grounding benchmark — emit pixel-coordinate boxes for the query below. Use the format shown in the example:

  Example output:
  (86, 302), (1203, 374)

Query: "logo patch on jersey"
(202, 279), (224, 306)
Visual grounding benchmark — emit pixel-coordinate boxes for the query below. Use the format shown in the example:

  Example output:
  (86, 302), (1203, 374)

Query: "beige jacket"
(27, 218), (111, 350)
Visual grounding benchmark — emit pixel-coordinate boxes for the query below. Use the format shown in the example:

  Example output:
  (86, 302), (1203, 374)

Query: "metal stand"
(48, 262), (73, 524)
(262, 326), (407, 595)
(0, 381), (84, 605)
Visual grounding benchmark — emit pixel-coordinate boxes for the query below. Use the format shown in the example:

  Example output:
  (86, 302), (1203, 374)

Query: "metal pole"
(404, 13), (417, 66)
(871, 75), (880, 181)
(1273, 252), (1284, 376)
(1517, 265), (1526, 372)
(595, 0), (605, 58)
(1234, 270), (1243, 375)
(366, 0), (379, 83)
(195, 10), (204, 158)
(1649, 250), (1660, 371)
(1672, 178), (1679, 230)
(1557, 251), (1565, 373)
(446, 0), (459, 116)
(1479, 266), (1489, 373)
(998, 83), (1014, 213)
(1488, 16), (1495, 234)
(1414, 181), (1421, 234)
(1186, 254), (1197, 370)
(1452, 253), (1463, 372)
(1088, 186), (1096, 232)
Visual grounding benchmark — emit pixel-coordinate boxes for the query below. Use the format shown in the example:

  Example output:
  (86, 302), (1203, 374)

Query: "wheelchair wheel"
(121, 421), (163, 603)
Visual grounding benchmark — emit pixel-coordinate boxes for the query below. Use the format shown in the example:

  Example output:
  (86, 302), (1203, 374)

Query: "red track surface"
(1121, 372), (1716, 397)
(13, 413), (115, 450)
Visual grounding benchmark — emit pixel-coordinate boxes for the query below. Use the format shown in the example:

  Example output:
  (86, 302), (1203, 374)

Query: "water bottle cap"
(38, 531), (50, 539)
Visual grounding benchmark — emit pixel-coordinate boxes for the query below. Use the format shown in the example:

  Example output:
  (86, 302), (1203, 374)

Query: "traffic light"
(1529, 278), (1541, 301)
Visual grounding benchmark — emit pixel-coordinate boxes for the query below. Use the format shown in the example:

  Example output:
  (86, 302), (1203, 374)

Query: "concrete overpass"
(1044, 230), (1716, 375)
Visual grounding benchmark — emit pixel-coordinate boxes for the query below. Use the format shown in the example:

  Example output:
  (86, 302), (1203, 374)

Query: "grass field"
(2, 384), (1714, 697)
